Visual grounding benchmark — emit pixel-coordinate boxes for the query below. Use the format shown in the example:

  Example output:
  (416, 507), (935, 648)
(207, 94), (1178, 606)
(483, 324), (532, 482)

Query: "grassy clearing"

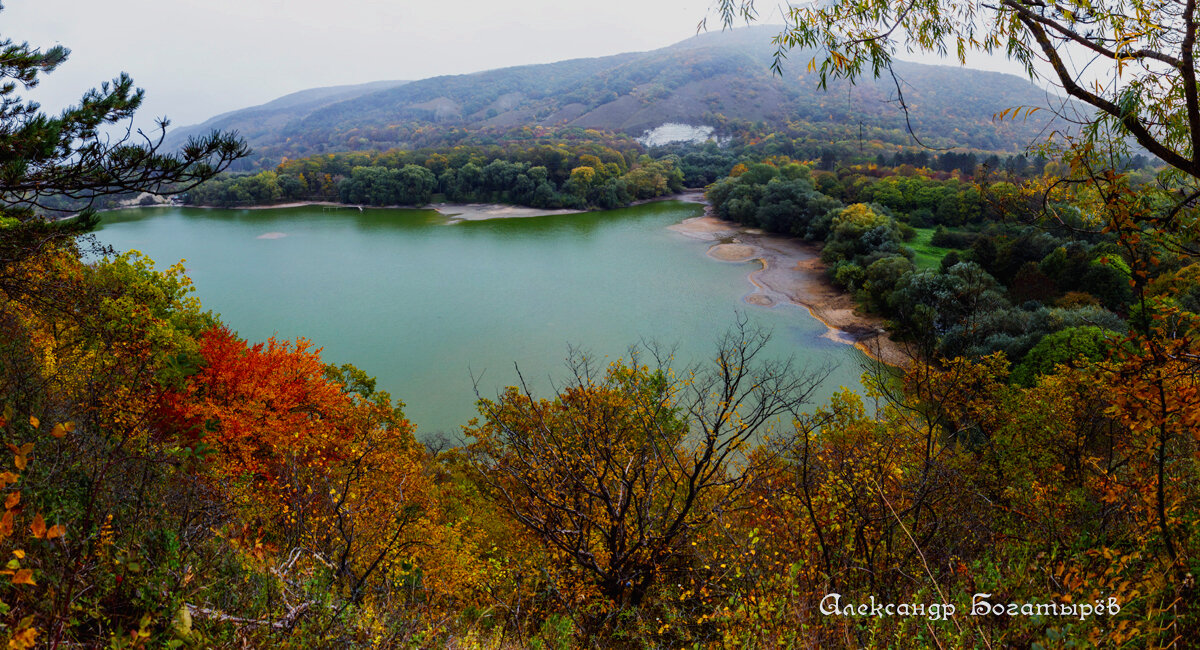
(907, 227), (953, 270)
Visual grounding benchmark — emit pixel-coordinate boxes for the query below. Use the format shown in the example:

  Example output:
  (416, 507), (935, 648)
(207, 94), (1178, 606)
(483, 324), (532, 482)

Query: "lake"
(95, 201), (868, 438)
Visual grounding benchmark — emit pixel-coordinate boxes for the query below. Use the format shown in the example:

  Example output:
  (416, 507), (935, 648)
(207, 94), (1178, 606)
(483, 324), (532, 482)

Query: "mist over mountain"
(168, 26), (1067, 169)
(162, 80), (409, 156)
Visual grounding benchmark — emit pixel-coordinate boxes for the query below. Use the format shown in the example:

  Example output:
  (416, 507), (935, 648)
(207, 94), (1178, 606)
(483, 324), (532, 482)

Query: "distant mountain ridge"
(169, 26), (1067, 169)
(162, 80), (410, 154)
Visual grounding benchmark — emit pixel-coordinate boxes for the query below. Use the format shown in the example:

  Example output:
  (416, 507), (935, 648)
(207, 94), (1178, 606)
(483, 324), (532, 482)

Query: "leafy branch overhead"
(715, 0), (1200, 180)
(0, 12), (247, 306)
(0, 27), (247, 223)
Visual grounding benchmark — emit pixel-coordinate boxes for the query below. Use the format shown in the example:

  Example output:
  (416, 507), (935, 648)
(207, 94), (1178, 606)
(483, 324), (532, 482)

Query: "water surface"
(96, 202), (867, 438)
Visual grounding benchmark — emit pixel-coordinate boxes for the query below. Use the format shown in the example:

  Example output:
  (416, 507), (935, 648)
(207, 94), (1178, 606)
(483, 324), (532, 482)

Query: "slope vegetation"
(170, 26), (1067, 169)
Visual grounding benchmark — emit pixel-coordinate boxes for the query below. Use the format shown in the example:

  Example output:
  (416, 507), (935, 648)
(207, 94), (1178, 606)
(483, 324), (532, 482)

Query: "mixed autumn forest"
(2, 1), (1200, 648)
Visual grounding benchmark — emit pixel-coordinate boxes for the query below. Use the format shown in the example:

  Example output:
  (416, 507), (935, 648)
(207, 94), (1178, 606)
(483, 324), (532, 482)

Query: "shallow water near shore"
(95, 201), (868, 439)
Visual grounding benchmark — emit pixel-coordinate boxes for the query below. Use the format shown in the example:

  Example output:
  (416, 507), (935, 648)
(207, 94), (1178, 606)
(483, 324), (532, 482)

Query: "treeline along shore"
(171, 137), (1148, 374)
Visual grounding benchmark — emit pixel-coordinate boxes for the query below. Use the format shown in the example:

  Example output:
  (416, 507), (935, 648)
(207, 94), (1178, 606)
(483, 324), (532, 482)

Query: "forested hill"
(169, 26), (1066, 170)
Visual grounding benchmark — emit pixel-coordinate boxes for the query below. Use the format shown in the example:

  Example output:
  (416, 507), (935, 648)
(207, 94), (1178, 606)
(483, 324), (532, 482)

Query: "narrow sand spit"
(245, 201), (347, 210)
(707, 243), (757, 262)
(435, 191), (705, 221)
(670, 215), (906, 366)
(432, 203), (584, 221)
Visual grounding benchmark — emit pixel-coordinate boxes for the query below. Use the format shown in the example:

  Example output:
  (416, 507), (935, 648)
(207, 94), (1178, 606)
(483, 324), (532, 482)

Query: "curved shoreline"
(669, 214), (906, 367)
(157, 190), (708, 221)
(108, 191), (903, 365)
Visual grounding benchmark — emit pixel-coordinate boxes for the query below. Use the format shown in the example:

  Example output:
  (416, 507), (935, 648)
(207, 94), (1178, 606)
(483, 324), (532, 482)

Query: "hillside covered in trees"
(182, 122), (1117, 212)
(166, 26), (1066, 170)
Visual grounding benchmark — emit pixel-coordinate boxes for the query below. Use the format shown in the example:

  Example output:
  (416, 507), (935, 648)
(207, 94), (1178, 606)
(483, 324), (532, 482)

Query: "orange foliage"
(161, 326), (353, 497)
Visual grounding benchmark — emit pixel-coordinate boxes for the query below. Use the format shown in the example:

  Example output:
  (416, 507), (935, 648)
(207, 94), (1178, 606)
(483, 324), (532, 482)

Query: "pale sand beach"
(431, 203), (584, 221)
(707, 243), (757, 262)
(240, 201), (348, 210)
(435, 190), (706, 221)
(669, 214), (907, 367)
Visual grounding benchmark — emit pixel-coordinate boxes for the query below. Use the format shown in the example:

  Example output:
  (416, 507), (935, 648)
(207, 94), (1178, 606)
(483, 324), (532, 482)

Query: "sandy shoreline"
(178, 190), (708, 221)
(175, 200), (575, 221)
(669, 214), (906, 367)
(431, 203), (584, 221)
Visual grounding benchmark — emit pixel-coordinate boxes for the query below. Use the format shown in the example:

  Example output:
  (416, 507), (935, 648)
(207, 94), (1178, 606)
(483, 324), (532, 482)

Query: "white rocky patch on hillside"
(637, 123), (718, 147)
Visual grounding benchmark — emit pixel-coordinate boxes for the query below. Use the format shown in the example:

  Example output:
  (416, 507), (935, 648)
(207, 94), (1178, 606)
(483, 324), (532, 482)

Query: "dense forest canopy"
(184, 132), (685, 211)
(182, 122), (1151, 214)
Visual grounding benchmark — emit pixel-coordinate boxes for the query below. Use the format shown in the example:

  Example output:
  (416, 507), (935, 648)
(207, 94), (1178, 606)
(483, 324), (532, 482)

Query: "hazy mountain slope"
(179, 26), (1068, 168)
(162, 79), (410, 153)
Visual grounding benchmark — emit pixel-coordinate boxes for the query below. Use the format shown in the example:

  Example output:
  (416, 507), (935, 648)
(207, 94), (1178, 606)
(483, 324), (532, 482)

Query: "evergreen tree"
(0, 5), (247, 289)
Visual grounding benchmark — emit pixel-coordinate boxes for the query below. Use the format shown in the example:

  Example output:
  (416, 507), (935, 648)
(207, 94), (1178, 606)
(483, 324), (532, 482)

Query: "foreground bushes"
(1, 231), (1196, 646)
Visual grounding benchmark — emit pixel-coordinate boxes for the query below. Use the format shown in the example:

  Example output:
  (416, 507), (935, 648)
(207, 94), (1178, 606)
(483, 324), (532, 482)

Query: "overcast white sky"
(7, 0), (1027, 129)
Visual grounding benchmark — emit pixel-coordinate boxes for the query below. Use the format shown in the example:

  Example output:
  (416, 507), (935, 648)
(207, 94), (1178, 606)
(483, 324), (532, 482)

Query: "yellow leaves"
(7, 442), (33, 470)
(27, 416), (37, 429)
(99, 513), (114, 548)
(829, 49), (849, 71)
(5, 491), (19, 510)
(11, 568), (34, 585)
(8, 622), (37, 649)
(50, 421), (74, 438)
(995, 105), (1042, 122)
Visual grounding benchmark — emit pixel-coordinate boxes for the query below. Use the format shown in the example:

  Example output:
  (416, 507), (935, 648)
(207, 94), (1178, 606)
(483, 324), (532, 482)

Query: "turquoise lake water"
(95, 201), (867, 438)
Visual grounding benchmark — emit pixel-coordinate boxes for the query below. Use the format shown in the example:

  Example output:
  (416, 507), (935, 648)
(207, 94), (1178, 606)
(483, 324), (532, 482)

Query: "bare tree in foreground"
(467, 316), (832, 612)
